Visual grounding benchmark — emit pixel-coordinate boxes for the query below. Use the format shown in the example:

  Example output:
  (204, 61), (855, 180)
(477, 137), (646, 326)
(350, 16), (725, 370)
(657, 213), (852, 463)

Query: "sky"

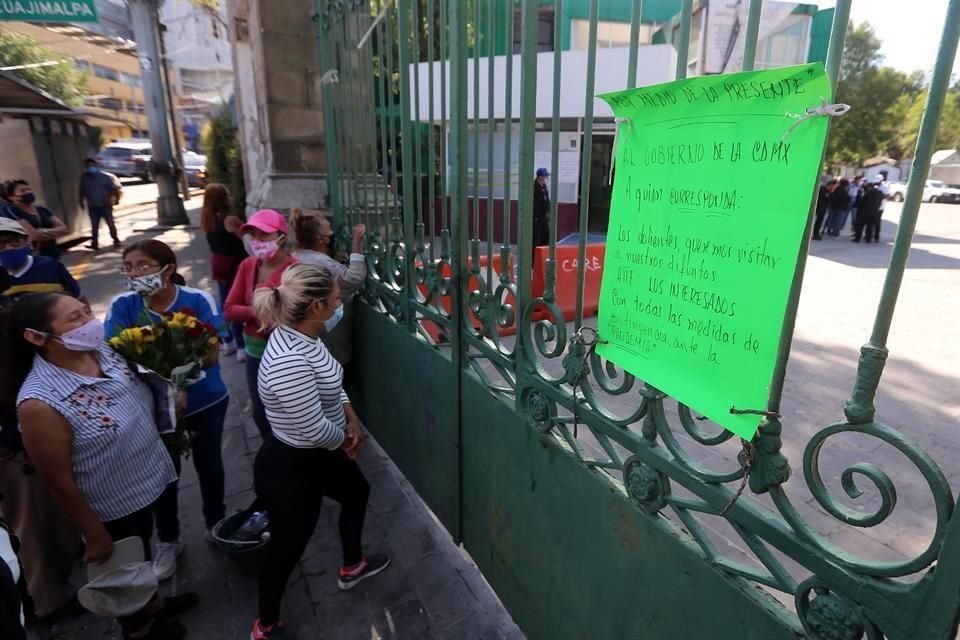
(810, 1), (956, 74)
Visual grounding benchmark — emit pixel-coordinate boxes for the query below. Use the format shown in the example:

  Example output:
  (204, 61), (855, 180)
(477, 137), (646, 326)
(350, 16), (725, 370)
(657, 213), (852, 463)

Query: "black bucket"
(211, 509), (269, 579)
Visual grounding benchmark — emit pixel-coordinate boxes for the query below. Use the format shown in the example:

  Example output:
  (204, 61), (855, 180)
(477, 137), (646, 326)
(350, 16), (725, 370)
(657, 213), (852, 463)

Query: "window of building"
(571, 19), (650, 50)
(120, 71), (142, 88)
(513, 8), (555, 53)
(93, 64), (120, 81)
(75, 59), (90, 71)
(127, 101), (145, 114)
(758, 20), (808, 69)
(100, 97), (123, 111)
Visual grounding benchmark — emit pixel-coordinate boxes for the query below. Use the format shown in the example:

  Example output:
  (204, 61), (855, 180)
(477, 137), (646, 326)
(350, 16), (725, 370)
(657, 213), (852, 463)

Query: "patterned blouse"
(17, 346), (176, 522)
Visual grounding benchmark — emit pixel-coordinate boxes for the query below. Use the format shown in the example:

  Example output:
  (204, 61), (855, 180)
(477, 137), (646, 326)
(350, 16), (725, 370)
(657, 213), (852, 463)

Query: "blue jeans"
(88, 205), (119, 247)
(216, 281), (245, 349)
(825, 206), (846, 235)
(155, 396), (229, 541)
(245, 354), (272, 441)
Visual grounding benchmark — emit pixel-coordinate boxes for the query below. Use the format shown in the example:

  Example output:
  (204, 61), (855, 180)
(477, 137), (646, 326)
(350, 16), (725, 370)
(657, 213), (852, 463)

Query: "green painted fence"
(316, 1), (960, 638)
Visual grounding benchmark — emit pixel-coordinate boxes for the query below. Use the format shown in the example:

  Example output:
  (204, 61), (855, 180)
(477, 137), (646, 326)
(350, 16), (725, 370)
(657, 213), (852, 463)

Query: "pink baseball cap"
(239, 209), (287, 235)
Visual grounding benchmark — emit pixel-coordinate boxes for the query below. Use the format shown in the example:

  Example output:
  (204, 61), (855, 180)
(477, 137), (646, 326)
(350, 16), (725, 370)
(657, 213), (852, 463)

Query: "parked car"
(97, 141), (153, 182)
(182, 151), (209, 188)
(887, 179), (960, 203)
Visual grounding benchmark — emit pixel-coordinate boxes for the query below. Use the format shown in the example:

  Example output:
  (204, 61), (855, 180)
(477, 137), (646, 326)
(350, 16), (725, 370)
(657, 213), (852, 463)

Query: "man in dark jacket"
(532, 168), (550, 258)
(78, 158), (122, 250)
(852, 179), (887, 243)
(813, 178), (836, 241)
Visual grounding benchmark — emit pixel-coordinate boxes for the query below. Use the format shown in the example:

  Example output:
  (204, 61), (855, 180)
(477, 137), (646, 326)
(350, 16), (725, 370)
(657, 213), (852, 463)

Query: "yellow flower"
(207, 336), (219, 346)
(109, 337), (123, 348)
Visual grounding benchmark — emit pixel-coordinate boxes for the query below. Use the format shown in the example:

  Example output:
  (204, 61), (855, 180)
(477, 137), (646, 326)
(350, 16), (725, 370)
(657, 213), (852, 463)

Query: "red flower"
(186, 326), (203, 338)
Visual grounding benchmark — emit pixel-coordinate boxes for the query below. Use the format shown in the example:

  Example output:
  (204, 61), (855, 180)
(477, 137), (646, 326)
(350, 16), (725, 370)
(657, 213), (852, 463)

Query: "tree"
(201, 104), (246, 214)
(826, 22), (924, 169)
(0, 29), (88, 106)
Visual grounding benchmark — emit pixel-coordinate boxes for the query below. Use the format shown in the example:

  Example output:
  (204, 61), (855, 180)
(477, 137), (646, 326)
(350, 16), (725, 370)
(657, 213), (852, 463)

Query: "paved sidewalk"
(29, 203), (522, 640)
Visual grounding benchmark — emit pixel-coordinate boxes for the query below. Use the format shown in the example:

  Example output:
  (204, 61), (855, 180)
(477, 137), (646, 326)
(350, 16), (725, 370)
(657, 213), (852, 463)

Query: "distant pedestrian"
(1, 293), (198, 640)
(105, 239), (230, 581)
(200, 183), (247, 363)
(532, 168), (551, 256)
(841, 176), (862, 233)
(224, 209), (297, 441)
(0, 219), (79, 302)
(812, 178), (836, 241)
(290, 209), (366, 375)
(249, 263), (389, 640)
(1, 179), (68, 260)
(874, 174), (890, 242)
(78, 159), (122, 251)
(825, 178), (851, 237)
(852, 179), (886, 243)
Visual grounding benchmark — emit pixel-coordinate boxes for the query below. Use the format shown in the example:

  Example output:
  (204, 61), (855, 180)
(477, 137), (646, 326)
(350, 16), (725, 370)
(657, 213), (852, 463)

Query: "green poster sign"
(0, 0), (98, 22)
(597, 63), (832, 440)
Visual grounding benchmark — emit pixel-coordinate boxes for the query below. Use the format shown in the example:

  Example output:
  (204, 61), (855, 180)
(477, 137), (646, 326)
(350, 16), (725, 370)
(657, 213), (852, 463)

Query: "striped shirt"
(17, 346), (176, 522)
(258, 325), (349, 449)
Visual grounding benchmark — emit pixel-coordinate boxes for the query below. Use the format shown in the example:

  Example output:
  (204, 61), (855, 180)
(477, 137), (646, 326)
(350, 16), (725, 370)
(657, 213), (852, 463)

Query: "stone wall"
(226, 0), (329, 214)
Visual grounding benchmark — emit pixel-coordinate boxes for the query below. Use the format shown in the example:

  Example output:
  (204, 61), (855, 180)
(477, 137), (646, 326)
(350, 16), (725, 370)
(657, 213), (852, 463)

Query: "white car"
(887, 179), (960, 203)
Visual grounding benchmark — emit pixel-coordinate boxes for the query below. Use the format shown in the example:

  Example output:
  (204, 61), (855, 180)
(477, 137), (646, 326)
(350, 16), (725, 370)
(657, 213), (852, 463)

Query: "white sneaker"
(152, 541), (183, 581)
(221, 343), (237, 357)
(236, 350), (247, 363)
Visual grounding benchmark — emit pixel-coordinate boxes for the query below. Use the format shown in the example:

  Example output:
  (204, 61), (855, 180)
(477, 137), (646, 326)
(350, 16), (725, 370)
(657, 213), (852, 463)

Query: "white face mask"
(324, 304), (344, 332)
(30, 318), (105, 352)
(125, 266), (168, 297)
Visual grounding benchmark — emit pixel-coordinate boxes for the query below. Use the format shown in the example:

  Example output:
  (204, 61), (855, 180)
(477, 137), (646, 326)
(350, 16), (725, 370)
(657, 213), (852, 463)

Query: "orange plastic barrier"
(416, 254), (517, 341)
(531, 244), (606, 322)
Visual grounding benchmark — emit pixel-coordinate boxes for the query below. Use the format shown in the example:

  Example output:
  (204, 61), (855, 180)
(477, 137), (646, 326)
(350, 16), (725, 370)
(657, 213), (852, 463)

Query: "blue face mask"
(324, 304), (344, 332)
(0, 244), (31, 270)
(87, 166), (99, 174)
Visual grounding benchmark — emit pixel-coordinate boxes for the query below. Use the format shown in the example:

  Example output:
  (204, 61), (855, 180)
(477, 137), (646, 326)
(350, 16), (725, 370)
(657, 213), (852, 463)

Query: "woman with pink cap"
(224, 210), (297, 440)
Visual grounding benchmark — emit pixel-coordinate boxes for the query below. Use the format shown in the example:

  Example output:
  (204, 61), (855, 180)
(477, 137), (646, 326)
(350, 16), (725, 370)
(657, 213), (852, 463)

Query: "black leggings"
(254, 437), (370, 626)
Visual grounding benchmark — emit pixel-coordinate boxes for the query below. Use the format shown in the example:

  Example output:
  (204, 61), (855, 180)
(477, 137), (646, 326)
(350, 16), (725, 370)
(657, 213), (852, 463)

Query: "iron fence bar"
(547, 0), (563, 285)
(741, 0), (763, 73)
(449, 0), (469, 542)
(626, 0), (642, 88)
(330, 16), (350, 219)
(384, 2), (402, 244)
(500, 0), (515, 279)
(846, 0), (960, 424)
(572, 0), (599, 330)
(342, 8), (362, 225)
(411, 0), (426, 257)
(485, 0), (496, 298)
(765, 0), (851, 414)
(315, 1), (342, 216)
(471, 0), (482, 273)
(427, 0), (436, 264)
(439, 0), (449, 251)
(373, 2), (392, 246)
(358, 4), (378, 231)
(675, 0), (693, 80)
(341, 7), (360, 225)
(397, 0), (417, 330)
(515, 0), (539, 324)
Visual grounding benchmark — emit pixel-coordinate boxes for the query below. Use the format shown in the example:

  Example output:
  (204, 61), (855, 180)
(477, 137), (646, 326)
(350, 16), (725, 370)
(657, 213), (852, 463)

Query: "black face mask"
(19, 193), (35, 205)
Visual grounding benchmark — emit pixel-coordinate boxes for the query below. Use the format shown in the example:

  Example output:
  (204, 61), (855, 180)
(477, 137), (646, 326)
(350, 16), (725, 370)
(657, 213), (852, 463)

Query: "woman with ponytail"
(247, 263), (388, 640)
(105, 239), (231, 581)
(289, 209), (366, 374)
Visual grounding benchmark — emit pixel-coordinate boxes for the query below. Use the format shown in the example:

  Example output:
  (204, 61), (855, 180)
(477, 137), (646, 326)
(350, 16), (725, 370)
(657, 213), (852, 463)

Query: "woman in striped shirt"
(0, 293), (197, 640)
(248, 264), (389, 640)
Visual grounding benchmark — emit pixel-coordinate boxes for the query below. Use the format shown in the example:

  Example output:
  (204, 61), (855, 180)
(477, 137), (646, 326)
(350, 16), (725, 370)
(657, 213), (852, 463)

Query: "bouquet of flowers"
(109, 310), (219, 386)
(108, 310), (220, 455)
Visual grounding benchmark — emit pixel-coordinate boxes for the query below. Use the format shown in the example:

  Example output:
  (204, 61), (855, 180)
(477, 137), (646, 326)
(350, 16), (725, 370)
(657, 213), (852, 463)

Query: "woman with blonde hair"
(289, 209), (365, 375)
(248, 263), (388, 640)
(200, 183), (246, 362)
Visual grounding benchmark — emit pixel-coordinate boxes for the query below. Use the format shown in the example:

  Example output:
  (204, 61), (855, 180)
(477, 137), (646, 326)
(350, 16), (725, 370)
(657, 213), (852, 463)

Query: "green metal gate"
(315, 1), (960, 637)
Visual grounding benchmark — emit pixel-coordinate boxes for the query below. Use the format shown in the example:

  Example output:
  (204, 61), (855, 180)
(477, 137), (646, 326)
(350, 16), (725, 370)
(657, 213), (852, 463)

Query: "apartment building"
(2, 20), (169, 142)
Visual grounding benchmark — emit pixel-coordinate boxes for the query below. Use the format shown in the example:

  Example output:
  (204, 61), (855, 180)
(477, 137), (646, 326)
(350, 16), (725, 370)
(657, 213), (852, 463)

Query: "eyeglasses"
(0, 237), (28, 250)
(120, 261), (162, 275)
